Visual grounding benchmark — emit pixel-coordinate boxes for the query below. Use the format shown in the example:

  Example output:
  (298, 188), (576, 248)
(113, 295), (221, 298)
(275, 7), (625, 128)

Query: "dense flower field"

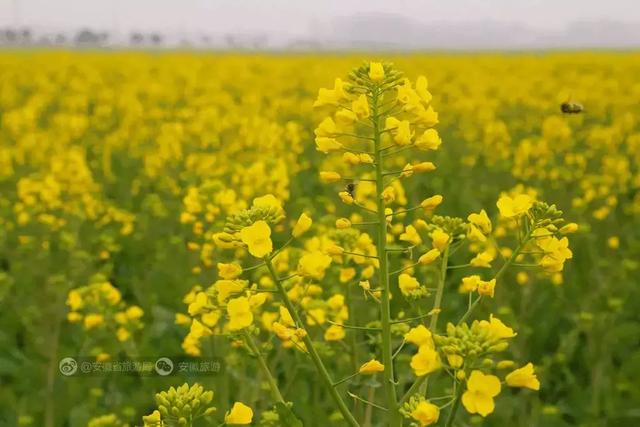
(0, 52), (639, 427)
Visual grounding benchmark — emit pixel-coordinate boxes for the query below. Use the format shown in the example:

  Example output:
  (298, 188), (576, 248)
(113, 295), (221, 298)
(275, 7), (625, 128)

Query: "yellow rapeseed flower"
(298, 252), (332, 280)
(462, 370), (502, 417)
(399, 273), (420, 296)
(225, 402), (253, 425)
(410, 345), (441, 376)
(478, 279), (496, 297)
(240, 220), (273, 258)
(84, 314), (104, 330)
(227, 297), (253, 331)
(368, 62), (385, 81)
(399, 225), (422, 246)
(479, 315), (517, 340)
(324, 324), (346, 341)
(496, 194), (533, 218)
(421, 195), (443, 212)
(359, 359), (384, 375)
(404, 325), (433, 347)
(218, 263), (242, 280)
(418, 248), (440, 265)
(430, 228), (450, 251)
(416, 129), (442, 151)
(411, 401), (440, 426)
(468, 209), (492, 234)
(505, 363), (540, 390)
(292, 213), (312, 238)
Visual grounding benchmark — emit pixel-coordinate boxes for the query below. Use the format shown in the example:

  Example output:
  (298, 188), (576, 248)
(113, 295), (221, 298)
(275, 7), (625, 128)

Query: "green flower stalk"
(197, 61), (576, 427)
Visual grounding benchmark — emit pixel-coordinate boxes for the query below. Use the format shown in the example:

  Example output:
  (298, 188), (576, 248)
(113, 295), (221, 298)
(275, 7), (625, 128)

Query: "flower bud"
(481, 358), (494, 368)
(488, 342), (509, 353)
(336, 218), (351, 229)
(412, 162), (436, 173)
(559, 222), (578, 234)
(447, 354), (463, 369)
(342, 152), (361, 165)
(320, 171), (341, 183)
(418, 248), (440, 265)
(421, 195), (443, 212)
(338, 191), (354, 204)
(399, 164), (413, 180)
(497, 360), (515, 370)
(359, 153), (374, 164)
(381, 186), (395, 203)
(292, 213), (312, 238)
(369, 62), (385, 81)
(326, 244), (345, 256)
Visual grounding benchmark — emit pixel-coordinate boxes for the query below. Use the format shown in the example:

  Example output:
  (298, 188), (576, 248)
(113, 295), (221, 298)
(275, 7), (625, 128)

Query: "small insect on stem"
(345, 181), (357, 199)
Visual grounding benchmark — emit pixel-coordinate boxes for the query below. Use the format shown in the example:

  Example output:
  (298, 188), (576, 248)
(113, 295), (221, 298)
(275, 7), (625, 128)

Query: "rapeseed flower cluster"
(66, 276), (144, 359)
(3, 52), (632, 426)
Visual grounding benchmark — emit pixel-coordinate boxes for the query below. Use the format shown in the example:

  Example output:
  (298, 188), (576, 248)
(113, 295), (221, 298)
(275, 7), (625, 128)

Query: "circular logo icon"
(80, 361), (93, 374)
(59, 357), (77, 376)
(155, 357), (174, 376)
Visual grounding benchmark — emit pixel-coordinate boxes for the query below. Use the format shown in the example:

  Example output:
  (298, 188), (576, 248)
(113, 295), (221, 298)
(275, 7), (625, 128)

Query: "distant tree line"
(0, 27), (275, 49)
(0, 27), (166, 47)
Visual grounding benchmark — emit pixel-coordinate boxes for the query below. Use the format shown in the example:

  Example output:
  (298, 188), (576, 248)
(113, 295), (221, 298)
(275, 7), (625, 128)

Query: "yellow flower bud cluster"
(66, 277), (144, 351)
(400, 395), (440, 426)
(87, 414), (127, 427)
(434, 316), (516, 365)
(144, 383), (216, 426)
(224, 195), (285, 234)
(177, 279), (268, 356)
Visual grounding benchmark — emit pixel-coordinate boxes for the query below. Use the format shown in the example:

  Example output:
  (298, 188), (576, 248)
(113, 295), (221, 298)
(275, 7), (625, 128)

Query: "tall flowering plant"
(166, 62), (576, 427)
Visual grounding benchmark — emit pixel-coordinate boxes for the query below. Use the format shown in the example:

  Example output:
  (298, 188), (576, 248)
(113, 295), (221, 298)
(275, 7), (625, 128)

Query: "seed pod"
(200, 391), (214, 404)
(156, 395), (170, 408)
(497, 360), (515, 370)
(175, 398), (184, 409)
(488, 342), (509, 353)
(481, 358), (494, 368)
(442, 345), (456, 354)
(446, 323), (456, 336)
(181, 404), (191, 417)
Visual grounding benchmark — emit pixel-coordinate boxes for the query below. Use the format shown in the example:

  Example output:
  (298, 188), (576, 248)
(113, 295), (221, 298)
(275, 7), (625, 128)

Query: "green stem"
(400, 375), (426, 404)
(242, 330), (285, 403)
(385, 206), (421, 217)
(346, 280), (360, 374)
(458, 229), (532, 325)
(444, 388), (463, 427)
(372, 87), (401, 426)
(347, 391), (388, 412)
(428, 245), (450, 334)
(264, 257), (359, 427)
(418, 245), (450, 396)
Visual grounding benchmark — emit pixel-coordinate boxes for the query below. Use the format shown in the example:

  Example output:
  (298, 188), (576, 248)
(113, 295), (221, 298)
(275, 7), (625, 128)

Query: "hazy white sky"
(1, 0), (639, 34)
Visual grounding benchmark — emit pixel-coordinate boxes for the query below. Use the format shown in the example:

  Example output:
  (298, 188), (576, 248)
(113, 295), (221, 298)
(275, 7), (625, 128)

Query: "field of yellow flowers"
(0, 52), (639, 427)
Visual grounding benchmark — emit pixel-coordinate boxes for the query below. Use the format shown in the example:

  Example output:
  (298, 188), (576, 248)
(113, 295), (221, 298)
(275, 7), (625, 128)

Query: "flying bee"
(560, 100), (584, 114)
(345, 182), (357, 199)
